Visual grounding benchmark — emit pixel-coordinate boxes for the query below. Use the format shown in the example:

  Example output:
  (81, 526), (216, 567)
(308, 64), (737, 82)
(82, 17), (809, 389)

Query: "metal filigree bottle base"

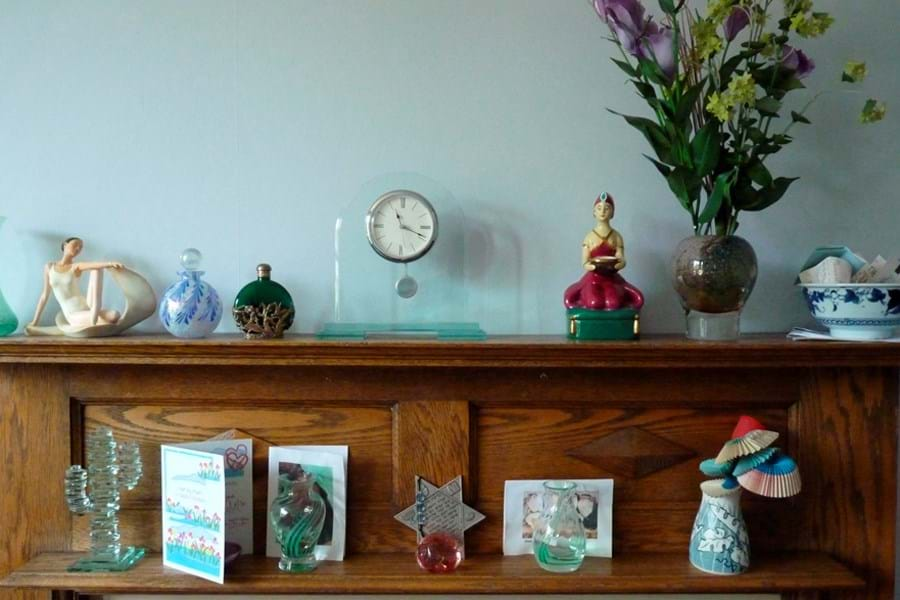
(67, 546), (146, 572)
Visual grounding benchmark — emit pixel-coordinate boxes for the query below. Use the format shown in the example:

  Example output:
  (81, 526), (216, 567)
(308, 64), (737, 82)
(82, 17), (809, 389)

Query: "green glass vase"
(0, 217), (18, 336)
(269, 472), (326, 572)
(232, 263), (295, 338)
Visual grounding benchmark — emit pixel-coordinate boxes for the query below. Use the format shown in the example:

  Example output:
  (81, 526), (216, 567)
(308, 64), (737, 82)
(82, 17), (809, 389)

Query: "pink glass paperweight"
(416, 532), (462, 573)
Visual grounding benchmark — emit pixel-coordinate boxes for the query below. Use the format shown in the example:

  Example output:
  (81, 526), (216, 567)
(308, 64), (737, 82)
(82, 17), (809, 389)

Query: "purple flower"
(595, 0), (676, 82)
(723, 6), (750, 41)
(781, 45), (815, 79)
(593, 0), (645, 31)
(644, 26), (676, 81)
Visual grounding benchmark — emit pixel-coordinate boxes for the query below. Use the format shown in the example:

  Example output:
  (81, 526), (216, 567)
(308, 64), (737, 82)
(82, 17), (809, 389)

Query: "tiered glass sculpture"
(64, 427), (145, 571)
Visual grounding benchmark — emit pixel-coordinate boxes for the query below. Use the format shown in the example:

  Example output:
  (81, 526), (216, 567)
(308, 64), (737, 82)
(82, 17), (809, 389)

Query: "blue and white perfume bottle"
(159, 248), (222, 338)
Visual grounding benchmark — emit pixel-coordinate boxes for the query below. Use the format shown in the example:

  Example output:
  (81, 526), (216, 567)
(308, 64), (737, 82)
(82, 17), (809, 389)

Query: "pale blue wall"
(0, 0), (897, 335)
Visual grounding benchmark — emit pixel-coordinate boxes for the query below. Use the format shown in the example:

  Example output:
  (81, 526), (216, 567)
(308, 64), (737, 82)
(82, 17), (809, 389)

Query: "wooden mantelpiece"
(0, 334), (896, 599)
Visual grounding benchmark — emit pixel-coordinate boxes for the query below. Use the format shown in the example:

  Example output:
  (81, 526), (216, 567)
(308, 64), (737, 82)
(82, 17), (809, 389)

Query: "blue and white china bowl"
(159, 271), (223, 338)
(799, 283), (900, 340)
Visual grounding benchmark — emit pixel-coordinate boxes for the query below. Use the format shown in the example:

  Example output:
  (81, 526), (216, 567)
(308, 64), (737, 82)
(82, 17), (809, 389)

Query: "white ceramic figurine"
(26, 237), (156, 337)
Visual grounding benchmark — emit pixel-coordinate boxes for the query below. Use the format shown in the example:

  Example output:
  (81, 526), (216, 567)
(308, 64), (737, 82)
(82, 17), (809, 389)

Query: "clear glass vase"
(0, 217), (18, 336)
(532, 480), (586, 573)
(269, 472), (326, 573)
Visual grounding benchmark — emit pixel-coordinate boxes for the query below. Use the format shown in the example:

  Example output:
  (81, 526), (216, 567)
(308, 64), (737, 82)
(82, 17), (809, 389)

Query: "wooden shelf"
(0, 333), (899, 368)
(1, 552), (865, 595)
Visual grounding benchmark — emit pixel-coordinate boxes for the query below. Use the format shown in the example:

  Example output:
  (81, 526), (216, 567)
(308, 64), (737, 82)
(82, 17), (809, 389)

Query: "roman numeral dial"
(366, 190), (438, 263)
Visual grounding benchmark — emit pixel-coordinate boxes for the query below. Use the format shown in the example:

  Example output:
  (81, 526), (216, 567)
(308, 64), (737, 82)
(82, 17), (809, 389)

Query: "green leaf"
(779, 77), (806, 92)
(633, 80), (657, 99)
(747, 160), (773, 187)
(747, 128), (765, 143)
(666, 168), (702, 213)
(731, 183), (760, 211)
(609, 110), (676, 164)
(675, 80), (705, 123)
(719, 56), (744, 89)
(658, 0), (676, 14)
(639, 57), (669, 86)
(698, 172), (732, 224)
(644, 154), (672, 177)
(743, 177), (800, 211)
(611, 58), (639, 78)
(790, 111), (811, 125)
(841, 72), (855, 83)
(690, 122), (722, 178)
(755, 96), (782, 117)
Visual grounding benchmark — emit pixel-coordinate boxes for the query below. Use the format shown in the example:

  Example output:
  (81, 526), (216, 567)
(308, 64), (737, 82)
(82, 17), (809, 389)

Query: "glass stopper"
(180, 248), (203, 271)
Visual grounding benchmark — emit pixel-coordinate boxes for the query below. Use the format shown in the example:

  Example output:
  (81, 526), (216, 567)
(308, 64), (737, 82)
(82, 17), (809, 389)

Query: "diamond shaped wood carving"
(567, 426), (696, 479)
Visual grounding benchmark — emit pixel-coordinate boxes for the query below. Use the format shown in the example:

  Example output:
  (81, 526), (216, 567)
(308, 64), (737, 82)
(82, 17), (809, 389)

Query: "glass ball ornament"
(158, 248), (223, 338)
(415, 532), (462, 573)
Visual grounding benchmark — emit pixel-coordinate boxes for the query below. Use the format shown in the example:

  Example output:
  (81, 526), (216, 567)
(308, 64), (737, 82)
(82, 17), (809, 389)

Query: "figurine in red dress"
(564, 193), (644, 311)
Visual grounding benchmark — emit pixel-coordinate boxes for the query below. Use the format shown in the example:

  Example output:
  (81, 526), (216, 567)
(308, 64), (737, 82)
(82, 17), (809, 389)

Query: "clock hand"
(400, 224), (426, 240)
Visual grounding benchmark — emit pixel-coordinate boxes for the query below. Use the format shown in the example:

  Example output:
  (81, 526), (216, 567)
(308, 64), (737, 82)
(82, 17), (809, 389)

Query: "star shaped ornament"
(394, 475), (485, 557)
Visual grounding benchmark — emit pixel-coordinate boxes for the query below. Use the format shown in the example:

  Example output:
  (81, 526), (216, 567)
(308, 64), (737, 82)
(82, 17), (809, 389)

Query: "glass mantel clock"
(319, 173), (484, 340)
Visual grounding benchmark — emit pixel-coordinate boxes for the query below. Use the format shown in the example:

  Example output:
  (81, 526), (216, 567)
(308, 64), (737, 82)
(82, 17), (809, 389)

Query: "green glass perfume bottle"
(233, 263), (295, 339)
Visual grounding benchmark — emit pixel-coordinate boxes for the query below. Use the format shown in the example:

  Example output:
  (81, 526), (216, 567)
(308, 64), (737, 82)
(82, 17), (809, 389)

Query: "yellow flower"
(707, 92), (732, 122)
(759, 33), (777, 58)
(860, 99), (886, 124)
(692, 19), (724, 60)
(707, 0), (737, 24)
(790, 12), (834, 37)
(785, 0), (813, 14)
(727, 73), (757, 106)
(843, 61), (868, 83)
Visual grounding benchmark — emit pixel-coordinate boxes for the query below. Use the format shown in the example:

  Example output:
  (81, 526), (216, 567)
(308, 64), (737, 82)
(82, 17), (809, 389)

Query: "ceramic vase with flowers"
(591, 0), (885, 339)
(690, 415), (801, 574)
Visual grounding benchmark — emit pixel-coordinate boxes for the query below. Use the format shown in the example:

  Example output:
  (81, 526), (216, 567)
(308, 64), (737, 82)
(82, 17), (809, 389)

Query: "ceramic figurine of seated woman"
(26, 237), (156, 338)
(564, 193), (644, 311)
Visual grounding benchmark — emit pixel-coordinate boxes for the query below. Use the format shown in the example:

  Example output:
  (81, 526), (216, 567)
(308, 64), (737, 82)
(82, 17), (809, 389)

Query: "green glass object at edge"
(233, 263), (295, 338)
(65, 427), (145, 572)
(0, 217), (18, 336)
(533, 480), (586, 573)
(269, 472), (327, 573)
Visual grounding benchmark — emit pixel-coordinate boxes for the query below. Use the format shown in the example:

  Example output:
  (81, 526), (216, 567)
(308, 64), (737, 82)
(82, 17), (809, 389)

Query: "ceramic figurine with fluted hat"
(689, 416), (801, 575)
(564, 193), (644, 340)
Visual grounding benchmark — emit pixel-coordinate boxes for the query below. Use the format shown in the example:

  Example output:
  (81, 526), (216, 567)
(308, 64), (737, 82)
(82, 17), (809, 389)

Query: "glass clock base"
(318, 321), (486, 340)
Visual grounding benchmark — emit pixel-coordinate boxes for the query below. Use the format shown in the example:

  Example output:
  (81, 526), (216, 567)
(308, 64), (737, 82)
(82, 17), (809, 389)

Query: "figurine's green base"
(318, 322), (486, 340)
(566, 308), (640, 340)
(67, 546), (146, 572)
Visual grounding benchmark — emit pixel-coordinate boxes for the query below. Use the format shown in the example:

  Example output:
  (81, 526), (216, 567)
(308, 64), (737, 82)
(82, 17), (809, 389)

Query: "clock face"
(365, 190), (438, 263)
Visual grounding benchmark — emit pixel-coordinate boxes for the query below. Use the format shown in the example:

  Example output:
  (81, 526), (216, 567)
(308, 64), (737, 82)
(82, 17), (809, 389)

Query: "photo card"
(265, 445), (348, 561)
(503, 479), (613, 557)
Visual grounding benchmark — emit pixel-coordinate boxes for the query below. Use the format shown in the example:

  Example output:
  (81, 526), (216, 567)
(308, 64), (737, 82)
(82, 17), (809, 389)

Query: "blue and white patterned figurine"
(158, 248), (222, 338)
